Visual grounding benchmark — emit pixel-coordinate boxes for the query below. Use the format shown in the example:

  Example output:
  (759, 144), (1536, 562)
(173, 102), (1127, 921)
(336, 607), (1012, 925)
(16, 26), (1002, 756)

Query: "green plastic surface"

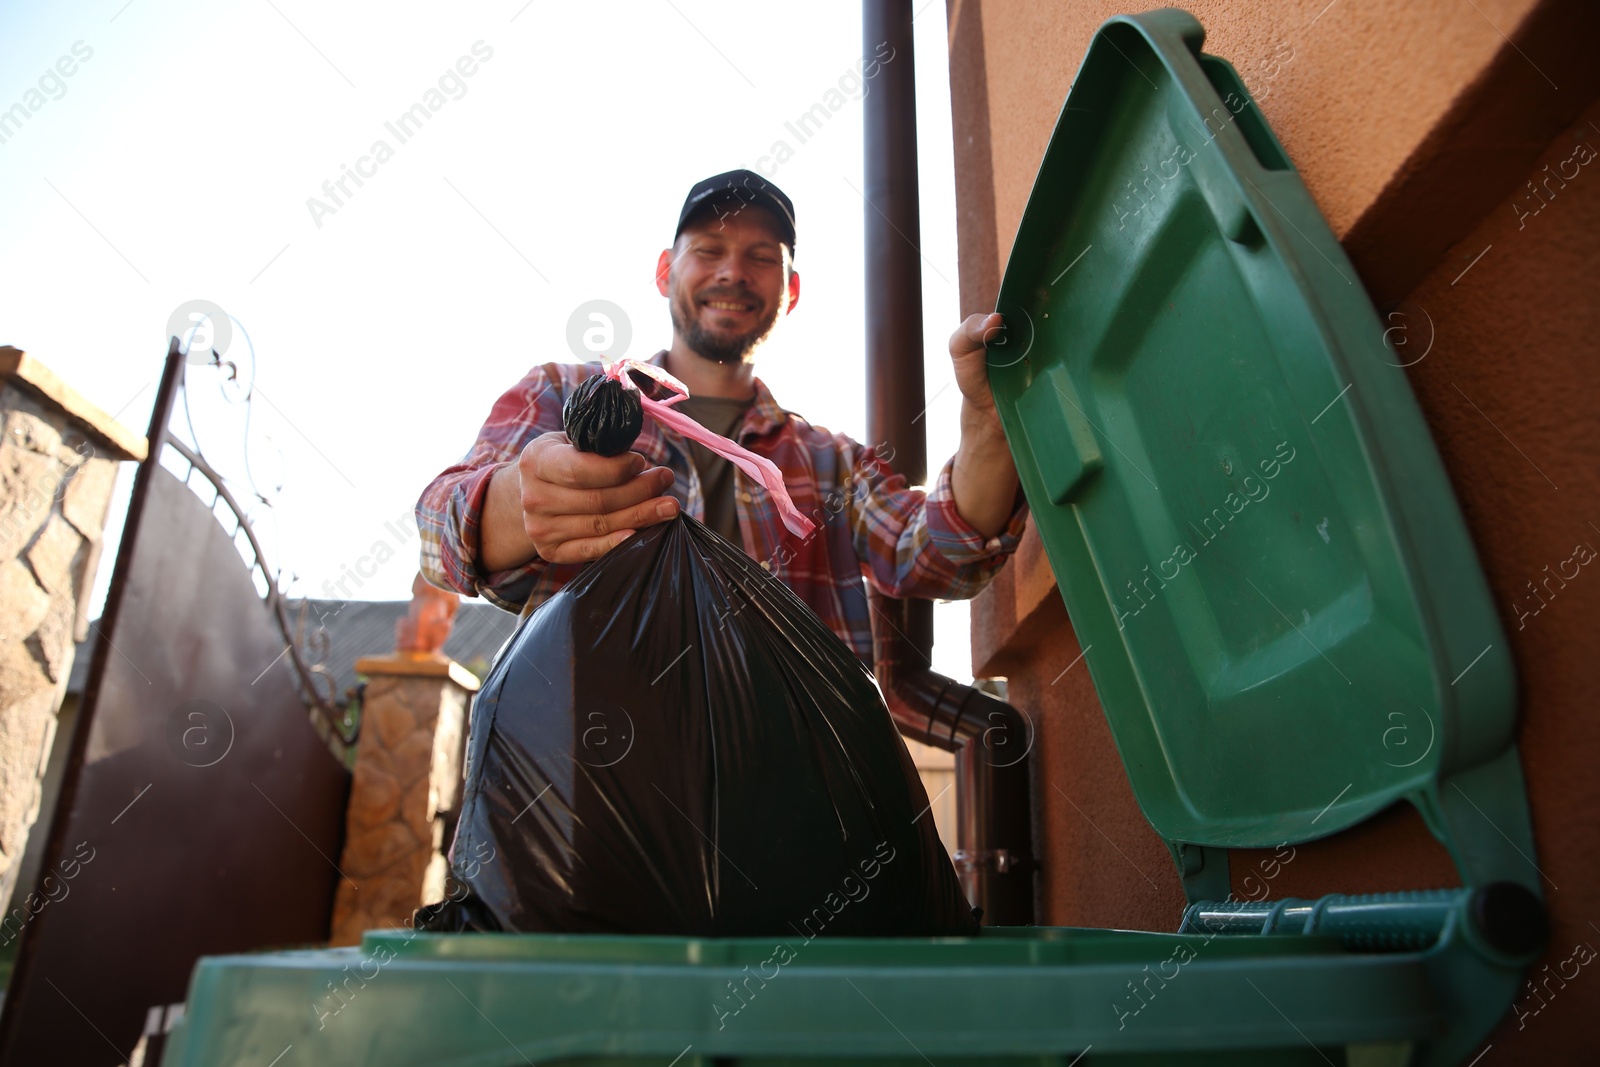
(986, 10), (1527, 883)
(161, 893), (1527, 1067)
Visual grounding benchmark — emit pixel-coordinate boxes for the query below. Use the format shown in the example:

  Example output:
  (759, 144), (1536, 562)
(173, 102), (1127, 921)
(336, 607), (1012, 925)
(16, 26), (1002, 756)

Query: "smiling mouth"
(701, 298), (757, 315)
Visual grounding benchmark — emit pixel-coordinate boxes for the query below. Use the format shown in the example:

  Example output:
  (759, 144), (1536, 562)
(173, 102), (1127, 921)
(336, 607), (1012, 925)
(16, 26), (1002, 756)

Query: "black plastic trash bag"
(422, 512), (978, 938)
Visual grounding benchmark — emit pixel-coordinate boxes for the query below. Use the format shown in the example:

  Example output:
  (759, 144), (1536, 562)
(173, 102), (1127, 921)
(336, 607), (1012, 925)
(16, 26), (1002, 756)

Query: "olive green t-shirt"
(675, 394), (755, 544)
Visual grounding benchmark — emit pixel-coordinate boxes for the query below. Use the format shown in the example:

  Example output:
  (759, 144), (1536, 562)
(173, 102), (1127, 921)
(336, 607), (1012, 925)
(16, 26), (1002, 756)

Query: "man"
(417, 169), (1026, 663)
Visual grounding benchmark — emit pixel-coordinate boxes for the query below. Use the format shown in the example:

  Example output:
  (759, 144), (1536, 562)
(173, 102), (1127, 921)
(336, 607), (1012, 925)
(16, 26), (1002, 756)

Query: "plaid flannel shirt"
(416, 350), (1029, 664)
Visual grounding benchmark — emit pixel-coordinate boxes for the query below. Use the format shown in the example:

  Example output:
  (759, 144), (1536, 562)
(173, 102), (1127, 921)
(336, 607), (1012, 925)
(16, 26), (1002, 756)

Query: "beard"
(670, 283), (782, 365)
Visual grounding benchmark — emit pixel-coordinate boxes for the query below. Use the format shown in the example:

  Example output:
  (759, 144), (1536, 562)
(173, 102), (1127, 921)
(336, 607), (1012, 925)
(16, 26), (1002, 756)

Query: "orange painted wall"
(947, 0), (1599, 1057)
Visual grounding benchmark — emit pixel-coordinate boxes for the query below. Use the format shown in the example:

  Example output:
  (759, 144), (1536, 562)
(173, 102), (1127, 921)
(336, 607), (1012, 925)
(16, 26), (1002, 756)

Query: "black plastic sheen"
(423, 514), (977, 936)
(562, 373), (643, 456)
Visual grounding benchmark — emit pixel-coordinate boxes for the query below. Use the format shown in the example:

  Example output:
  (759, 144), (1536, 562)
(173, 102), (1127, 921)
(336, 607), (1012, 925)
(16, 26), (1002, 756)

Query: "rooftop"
(69, 598), (522, 703)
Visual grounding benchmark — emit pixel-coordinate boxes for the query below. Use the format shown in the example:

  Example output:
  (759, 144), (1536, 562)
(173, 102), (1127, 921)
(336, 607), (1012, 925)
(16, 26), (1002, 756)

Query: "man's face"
(658, 205), (799, 365)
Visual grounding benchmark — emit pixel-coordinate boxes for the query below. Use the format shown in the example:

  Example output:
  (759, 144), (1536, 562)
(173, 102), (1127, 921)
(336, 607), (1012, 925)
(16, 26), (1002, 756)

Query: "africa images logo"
(1113, 440), (1297, 629)
(0, 40), (93, 148)
(711, 841), (897, 1031)
(305, 41), (494, 228)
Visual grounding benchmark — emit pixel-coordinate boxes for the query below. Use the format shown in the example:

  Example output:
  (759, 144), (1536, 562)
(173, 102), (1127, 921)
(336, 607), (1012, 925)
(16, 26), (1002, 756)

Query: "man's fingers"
(573, 494), (678, 539)
(544, 445), (650, 490)
(542, 488), (678, 562)
(951, 312), (1004, 358)
(532, 466), (674, 516)
(521, 434), (681, 565)
(531, 494), (679, 561)
(978, 312), (1006, 345)
(543, 528), (639, 566)
(970, 312), (1004, 346)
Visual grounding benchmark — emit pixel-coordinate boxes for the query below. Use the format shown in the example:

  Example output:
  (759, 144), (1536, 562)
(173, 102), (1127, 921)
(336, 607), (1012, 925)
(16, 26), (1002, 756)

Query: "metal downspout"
(862, 0), (1035, 925)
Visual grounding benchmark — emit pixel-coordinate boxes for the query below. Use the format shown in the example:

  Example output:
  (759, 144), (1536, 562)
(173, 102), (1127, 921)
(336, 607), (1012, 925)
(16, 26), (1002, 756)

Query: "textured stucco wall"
(950, 0), (1600, 1055)
(1384, 101), (1600, 1053)
(945, 0), (1598, 312)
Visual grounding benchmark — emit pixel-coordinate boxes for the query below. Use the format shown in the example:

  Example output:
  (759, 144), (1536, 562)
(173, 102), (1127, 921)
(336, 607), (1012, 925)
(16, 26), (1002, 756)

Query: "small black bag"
(422, 511), (977, 937)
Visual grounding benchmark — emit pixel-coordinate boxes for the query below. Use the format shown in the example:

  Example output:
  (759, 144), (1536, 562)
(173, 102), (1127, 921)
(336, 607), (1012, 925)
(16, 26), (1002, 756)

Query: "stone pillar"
(0, 348), (144, 919)
(329, 655), (477, 945)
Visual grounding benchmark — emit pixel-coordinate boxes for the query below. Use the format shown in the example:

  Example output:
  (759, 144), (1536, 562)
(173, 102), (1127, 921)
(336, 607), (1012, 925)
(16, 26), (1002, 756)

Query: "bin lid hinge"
(1170, 841), (1231, 905)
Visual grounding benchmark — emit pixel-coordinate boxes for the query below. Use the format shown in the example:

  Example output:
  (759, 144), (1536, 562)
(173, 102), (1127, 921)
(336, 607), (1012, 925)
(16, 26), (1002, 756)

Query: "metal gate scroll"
(0, 338), (356, 1067)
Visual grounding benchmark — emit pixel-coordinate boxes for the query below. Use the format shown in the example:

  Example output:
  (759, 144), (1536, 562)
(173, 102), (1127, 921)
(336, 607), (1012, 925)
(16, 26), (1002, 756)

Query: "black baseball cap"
(674, 169), (797, 255)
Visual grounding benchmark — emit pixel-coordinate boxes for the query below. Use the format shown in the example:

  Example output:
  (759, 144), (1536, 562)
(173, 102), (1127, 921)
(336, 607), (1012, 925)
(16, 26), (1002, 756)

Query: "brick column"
(329, 654), (477, 945)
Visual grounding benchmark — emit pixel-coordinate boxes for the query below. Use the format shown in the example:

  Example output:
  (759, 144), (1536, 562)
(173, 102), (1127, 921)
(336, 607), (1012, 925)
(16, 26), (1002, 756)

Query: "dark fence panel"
(0, 352), (351, 1066)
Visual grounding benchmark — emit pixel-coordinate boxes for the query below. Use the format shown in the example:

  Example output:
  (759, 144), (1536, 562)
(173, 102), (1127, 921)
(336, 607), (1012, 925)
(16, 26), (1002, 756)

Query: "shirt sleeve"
(416, 365), (586, 613)
(845, 441), (1029, 601)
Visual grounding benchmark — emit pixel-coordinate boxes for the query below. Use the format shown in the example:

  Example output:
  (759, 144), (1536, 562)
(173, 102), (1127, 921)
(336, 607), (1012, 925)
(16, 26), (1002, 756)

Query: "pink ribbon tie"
(605, 359), (816, 539)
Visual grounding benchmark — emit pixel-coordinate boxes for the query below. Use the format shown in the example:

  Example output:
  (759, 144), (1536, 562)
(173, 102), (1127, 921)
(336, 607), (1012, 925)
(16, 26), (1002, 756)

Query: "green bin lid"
(987, 11), (1522, 869)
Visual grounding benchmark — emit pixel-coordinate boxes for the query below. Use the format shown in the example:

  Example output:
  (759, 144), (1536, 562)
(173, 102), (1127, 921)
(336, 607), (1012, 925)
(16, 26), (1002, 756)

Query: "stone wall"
(0, 347), (143, 921)
(328, 656), (475, 944)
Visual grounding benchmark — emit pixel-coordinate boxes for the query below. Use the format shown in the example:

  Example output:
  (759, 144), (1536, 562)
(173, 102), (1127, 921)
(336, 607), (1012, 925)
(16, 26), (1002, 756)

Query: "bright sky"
(0, 0), (979, 680)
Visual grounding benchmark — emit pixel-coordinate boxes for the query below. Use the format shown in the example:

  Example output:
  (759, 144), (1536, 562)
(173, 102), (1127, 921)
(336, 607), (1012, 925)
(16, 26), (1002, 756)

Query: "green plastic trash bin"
(160, 10), (1545, 1066)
